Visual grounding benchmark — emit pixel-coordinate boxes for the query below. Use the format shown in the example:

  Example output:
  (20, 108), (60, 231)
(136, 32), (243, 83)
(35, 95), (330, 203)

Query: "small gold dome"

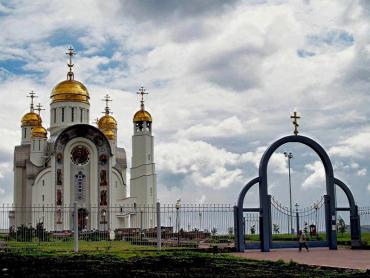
(98, 114), (117, 130)
(133, 110), (152, 122)
(31, 126), (47, 138)
(102, 129), (115, 140)
(21, 112), (41, 127)
(51, 80), (89, 104)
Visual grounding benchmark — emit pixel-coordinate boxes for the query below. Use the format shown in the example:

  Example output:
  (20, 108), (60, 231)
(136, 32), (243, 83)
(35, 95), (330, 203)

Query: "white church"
(11, 48), (157, 232)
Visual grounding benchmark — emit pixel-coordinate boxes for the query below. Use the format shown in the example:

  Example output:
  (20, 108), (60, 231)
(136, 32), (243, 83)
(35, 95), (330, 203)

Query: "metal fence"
(0, 203), (234, 252)
(0, 204), (369, 253)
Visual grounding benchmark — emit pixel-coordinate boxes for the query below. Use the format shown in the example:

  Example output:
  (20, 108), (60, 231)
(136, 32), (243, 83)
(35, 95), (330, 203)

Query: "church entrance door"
(78, 208), (88, 231)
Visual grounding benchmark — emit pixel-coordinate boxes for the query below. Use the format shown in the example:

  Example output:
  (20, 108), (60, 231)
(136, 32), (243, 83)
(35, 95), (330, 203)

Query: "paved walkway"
(233, 248), (370, 270)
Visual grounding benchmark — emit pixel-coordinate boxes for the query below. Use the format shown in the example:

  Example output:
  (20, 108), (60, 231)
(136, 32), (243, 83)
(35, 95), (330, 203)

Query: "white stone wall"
(49, 102), (90, 136)
(21, 126), (33, 145)
(31, 168), (53, 230)
(30, 138), (47, 167)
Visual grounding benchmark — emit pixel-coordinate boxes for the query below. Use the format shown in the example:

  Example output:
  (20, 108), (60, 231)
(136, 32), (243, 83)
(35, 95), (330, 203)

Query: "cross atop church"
(66, 46), (76, 80)
(102, 94), (112, 115)
(27, 91), (37, 112)
(35, 103), (45, 115)
(137, 86), (148, 109)
(290, 111), (301, 136)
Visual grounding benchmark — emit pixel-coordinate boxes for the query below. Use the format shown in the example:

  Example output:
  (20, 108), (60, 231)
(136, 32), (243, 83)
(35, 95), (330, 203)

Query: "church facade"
(11, 48), (157, 231)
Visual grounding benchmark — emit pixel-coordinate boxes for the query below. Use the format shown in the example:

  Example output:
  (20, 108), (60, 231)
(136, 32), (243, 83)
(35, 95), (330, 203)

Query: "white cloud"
(329, 132), (370, 158)
(0, 0), (370, 205)
(302, 161), (325, 189)
(177, 116), (247, 139)
(357, 168), (367, 176)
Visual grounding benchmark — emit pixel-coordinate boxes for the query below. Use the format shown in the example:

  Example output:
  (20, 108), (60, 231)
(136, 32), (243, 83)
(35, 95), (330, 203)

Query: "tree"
(273, 224), (280, 234)
(250, 225), (256, 235)
(337, 216), (346, 236)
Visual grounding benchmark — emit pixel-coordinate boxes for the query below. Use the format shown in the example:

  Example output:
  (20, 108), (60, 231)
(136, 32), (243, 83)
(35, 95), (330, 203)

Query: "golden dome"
(98, 114), (117, 130)
(31, 126), (47, 138)
(133, 110), (152, 122)
(102, 129), (115, 140)
(51, 80), (89, 104)
(21, 112), (42, 127)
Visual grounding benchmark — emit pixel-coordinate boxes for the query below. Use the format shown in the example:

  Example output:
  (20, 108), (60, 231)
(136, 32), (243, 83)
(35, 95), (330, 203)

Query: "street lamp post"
(175, 199), (181, 246)
(140, 209), (144, 241)
(85, 215), (88, 231)
(284, 152), (294, 234)
(199, 212), (202, 231)
(314, 202), (319, 239)
(295, 203), (299, 236)
(102, 210), (106, 240)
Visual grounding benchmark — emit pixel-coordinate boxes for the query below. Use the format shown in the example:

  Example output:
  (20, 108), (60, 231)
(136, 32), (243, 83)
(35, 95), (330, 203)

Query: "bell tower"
(130, 87), (157, 228)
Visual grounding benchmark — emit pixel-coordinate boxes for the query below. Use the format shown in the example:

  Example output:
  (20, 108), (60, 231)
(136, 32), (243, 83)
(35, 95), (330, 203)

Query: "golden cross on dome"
(66, 46), (76, 80)
(290, 111), (301, 136)
(102, 94), (112, 114)
(27, 90), (37, 112)
(137, 86), (148, 109)
(35, 103), (45, 115)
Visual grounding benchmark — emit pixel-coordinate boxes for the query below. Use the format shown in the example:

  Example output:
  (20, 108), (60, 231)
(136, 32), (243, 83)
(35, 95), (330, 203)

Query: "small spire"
(290, 111), (301, 136)
(102, 94), (112, 115)
(95, 117), (100, 125)
(66, 46), (76, 80)
(137, 86), (148, 110)
(35, 103), (45, 116)
(27, 91), (37, 112)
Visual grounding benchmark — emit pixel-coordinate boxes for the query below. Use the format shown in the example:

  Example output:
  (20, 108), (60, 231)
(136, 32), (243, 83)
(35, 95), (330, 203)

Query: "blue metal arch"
(258, 135), (337, 251)
(235, 134), (361, 252)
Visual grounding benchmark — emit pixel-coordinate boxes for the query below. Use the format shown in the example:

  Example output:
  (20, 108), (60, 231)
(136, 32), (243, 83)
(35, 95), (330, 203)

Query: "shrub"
(16, 225), (34, 242)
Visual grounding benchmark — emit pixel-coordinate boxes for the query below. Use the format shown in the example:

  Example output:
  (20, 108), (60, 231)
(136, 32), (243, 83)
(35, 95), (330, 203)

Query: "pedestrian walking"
(298, 230), (309, 252)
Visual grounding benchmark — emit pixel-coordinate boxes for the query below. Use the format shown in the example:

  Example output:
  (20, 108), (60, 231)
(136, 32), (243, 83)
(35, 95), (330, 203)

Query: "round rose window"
(71, 146), (90, 165)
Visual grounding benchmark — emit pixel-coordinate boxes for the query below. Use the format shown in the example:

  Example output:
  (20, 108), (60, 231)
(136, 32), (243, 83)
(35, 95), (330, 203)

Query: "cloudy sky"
(0, 0), (370, 210)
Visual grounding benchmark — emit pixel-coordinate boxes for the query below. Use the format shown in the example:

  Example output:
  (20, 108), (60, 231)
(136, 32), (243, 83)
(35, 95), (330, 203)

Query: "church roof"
(51, 79), (89, 104)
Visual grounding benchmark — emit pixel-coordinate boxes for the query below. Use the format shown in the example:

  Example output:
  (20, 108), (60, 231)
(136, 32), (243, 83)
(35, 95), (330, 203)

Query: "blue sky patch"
(49, 29), (85, 50)
(307, 30), (354, 48)
(297, 49), (315, 58)
(0, 59), (27, 74)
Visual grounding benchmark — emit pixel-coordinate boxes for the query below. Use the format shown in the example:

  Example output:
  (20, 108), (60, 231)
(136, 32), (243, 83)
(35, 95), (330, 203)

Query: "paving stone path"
(233, 248), (370, 270)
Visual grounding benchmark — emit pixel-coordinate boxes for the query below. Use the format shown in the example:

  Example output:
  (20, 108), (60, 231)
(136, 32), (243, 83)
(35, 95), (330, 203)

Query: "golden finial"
(102, 94), (112, 115)
(290, 111), (301, 136)
(27, 91), (37, 112)
(66, 46), (76, 80)
(35, 103), (45, 115)
(137, 86), (148, 110)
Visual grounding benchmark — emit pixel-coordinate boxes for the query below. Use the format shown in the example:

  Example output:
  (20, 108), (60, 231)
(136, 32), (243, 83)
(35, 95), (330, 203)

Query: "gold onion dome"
(51, 80), (89, 104)
(21, 112), (42, 127)
(133, 110), (152, 122)
(98, 114), (117, 130)
(102, 129), (115, 140)
(98, 94), (117, 140)
(31, 126), (47, 138)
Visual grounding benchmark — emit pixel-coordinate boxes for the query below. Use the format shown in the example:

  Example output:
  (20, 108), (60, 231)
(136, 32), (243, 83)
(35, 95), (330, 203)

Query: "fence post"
(74, 202), (78, 253)
(156, 202), (161, 251)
